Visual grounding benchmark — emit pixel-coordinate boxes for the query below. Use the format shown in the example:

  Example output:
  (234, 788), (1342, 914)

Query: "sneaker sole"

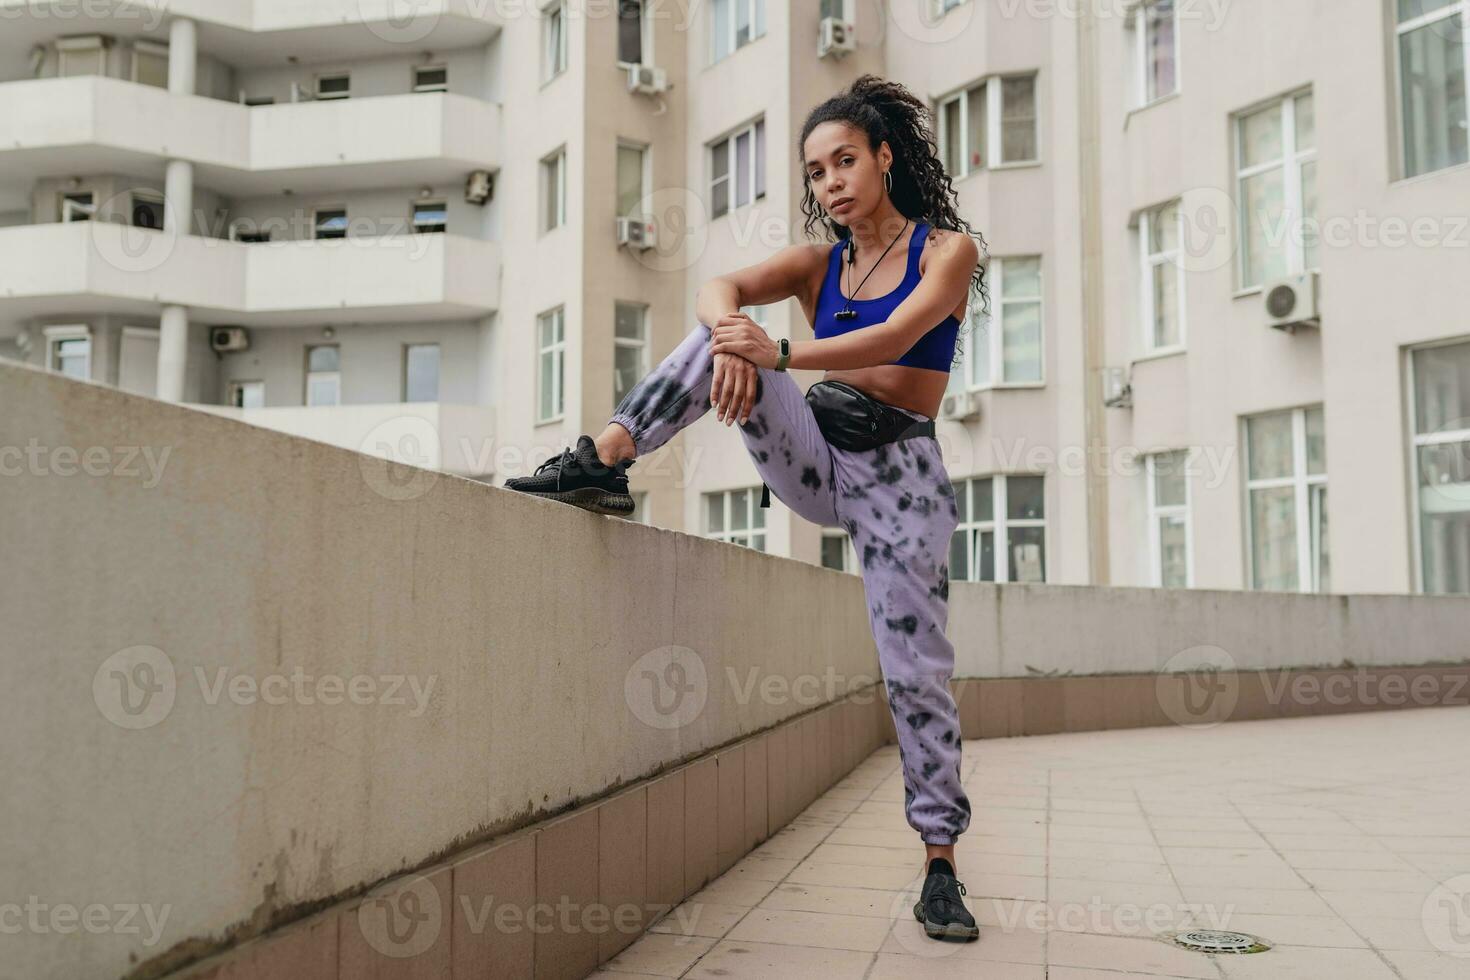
(913, 901), (980, 941)
(518, 487), (636, 516)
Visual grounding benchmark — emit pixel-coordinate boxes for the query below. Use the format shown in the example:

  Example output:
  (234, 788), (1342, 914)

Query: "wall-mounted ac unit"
(626, 64), (669, 96)
(939, 389), (980, 422)
(617, 215), (657, 251)
(1264, 270), (1321, 332)
(1102, 366), (1132, 408)
(465, 170), (494, 206)
(818, 17), (856, 59)
(210, 327), (250, 352)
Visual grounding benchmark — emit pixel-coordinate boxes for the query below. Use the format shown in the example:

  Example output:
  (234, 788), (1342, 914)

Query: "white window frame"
(227, 380), (265, 409)
(1146, 449), (1193, 588)
(43, 324), (92, 380)
(541, 147), (567, 232)
(616, 139), (650, 219)
(1242, 405), (1329, 593)
(709, 118), (766, 220)
(403, 343), (440, 403)
(710, 0), (767, 63)
(412, 64), (448, 93)
(131, 39), (169, 88)
(704, 487), (767, 552)
(820, 528), (859, 574)
(543, 0), (568, 83)
(56, 35), (109, 77)
(613, 301), (650, 412)
(1393, 0), (1470, 180)
(304, 344), (341, 407)
(60, 191), (96, 222)
(314, 71), (351, 100)
(411, 199), (447, 234)
(953, 255), (1045, 391)
(616, 0), (652, 68)
(1139, 201), (1187, 354)
(1406, 337), (1470, 595)
(950, 474), (1047, 583)
(1233, 88), (1317, 291)
(1129, 0), (1180, 109)
(936, 73), (1040, 178)
(537, 306), (566, 423)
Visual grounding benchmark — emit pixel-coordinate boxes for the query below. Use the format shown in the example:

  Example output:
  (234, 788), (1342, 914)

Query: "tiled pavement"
(589, 705), (1470, 979)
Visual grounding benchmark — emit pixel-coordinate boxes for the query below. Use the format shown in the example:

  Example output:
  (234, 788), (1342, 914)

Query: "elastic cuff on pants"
(607, 415), (641, 456)
(920, 833), (958, 846)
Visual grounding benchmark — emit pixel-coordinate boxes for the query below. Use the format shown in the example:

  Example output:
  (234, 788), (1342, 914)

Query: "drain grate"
(1171, 930), (1271, 954)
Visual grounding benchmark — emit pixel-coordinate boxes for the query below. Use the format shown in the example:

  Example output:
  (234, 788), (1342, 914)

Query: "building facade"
(1, 0), (1466, 595)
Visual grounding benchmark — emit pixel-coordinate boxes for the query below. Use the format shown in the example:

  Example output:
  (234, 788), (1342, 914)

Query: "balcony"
(0, 76), (500, 195)
(0, 220), (501, 326)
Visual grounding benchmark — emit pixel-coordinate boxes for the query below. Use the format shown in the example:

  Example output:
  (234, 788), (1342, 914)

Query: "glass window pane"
(1008, 526), (1045, 582)
(706, 493), (724, 532)
(1146, 0), (1177, 100)
(712, 0), (730, 59)
(1293, 92), (1315, 151)
(753, 0), (765, 37)
(539, 351), (554, 418)
(1417, 439), (1470, 594)
(1247, 411), (1294, 480)
(307, 376), (339, 407)
(307, 345), (339, 372)
(942, 98), (962, 175)
(822, 534), (846, 570)
(949, 529), (969, 581)
(617, 144), (644, 218)
(1152, 261), (1179, 348)
(974, 478), (994, 521)
(730, 490), (748, 530)
(755, 119), (766, 197)
(1300, 158), (1319, 269)
(735, 0), (751, 46)
(615, 303), (645, 340)
(405, 344), (439, 402)
(752, 533), (766, 552)
(1399, 0), (1457, 23)
(1000, 76), (1037, 162)
(1305, 405), (1327, 475)
(1251, 486), (1298, 590)
(1239, 103), (1283, 168)
(1312, 484), (1330, 593)
(1413, 341), (1470, 435)
(1159, 515), (1188, 587)
(711, 139), (729, 217)
(979, 530), (996, 582)
(752, 496), (766, 528)
(953, 479), (969, 522)
(967, 83), (987, 171)
(1002, 300), (1043, 383)
(1007, 475), (1044, 520)
(1003, 257), (1041, 297)
(1400, 18), (1469, 178)
(1240, 168), (1286, 287)
(1153, 450), (1188, 507)
(614, 343), (641, 409)
(735, 130), (751, 207)
(618, 0), (643, 63)
(1150, 203), (1178, 254)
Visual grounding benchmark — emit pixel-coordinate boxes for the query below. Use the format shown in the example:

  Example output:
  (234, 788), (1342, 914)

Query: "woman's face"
(803, 122), (886, 225)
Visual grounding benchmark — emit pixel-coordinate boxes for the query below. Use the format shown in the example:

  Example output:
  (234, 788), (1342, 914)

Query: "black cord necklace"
(835, 218), (911, 321)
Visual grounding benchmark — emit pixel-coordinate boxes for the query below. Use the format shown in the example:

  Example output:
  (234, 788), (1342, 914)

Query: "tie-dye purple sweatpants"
(608, 321), (970, 846)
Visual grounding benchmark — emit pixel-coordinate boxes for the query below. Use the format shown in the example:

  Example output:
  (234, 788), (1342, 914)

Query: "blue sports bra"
(812, 219), (962, 372)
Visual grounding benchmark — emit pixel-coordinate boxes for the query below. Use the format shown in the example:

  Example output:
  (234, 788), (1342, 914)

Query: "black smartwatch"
(775, 337), (790, 372)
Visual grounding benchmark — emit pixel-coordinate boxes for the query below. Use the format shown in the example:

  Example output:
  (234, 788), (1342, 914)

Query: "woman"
(505, 75), (988, 942)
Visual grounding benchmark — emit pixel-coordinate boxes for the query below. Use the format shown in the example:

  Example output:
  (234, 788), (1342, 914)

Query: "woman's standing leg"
(833, 432), (969, 846)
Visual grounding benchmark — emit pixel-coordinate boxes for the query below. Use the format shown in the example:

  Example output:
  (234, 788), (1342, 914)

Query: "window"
(227, 381), (265, 409)
(132, 40), (169, 89)
(1147, 450), (1192, 587)
(711, 0), (766, 62)
(1243, 406), (1329, 592)
(315, 73), (350, 100)
(705, 488), (766, 551)
(60, 192), (95, 222)
(618, 0), (646, 65)
(932, 0), (968, 14)
(45, 327), (91, 380)
(617, 142), (648, 219)
(131, 191), (164, 230)
(741, 304), (768, 327)
(1396, 1), (1468, 178)
(953, 256), (1043, 389)
(819, 0), (851, 19)
(413, 65), (448, 92)
(937, 74), (1039, 177)
(57, 35), (109, 77)
(537, 306), (566, 422)
(949, 475), (1046, 582)
(1409, 338), (1470, 594)
(305, 345), (341, 406)
(1130, 0), (1178, 107)
(412, 200), (446, 234)
(821, 528), (859, 573)
(542, 148), (567, 231)
(1140, 201), (1185, 351)
(404, 344), (440, 402)
(243, 95), (276, 106)
(313, 207), (348, 240)
(614, 302), (648, 412)
(1234, 90), (1317, 289)
(543, 0), (568, 82)
(710, 118), (765, 219)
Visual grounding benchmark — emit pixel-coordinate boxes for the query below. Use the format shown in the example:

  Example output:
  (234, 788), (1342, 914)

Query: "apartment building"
(1, 0), (1466, 596)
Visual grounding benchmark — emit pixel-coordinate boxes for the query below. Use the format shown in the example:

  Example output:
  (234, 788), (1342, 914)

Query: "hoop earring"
(883, 169), (893, 194)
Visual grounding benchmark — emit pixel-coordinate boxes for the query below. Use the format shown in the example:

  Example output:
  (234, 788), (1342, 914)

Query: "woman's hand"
(710, 351), (758, 426)
(709, 313), (779, 370)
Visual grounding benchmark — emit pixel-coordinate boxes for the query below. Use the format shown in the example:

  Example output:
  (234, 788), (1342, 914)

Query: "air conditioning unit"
(210, 327), (250, 352)
(616, 215), (657, 251)
(1263, 270), (1321, 332)
(465, 169), (494, 206)
(818, 17), (856, 59)
(939, 390), (980, 422)
(1101, 366), (1132, 408)
(626, 63), (669, 96)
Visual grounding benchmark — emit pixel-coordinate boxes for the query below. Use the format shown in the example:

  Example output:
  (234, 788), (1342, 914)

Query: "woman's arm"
(696, 244), (827, 328)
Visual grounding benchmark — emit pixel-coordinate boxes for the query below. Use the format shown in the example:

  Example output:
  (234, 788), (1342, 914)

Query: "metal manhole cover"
(1171, 930), (1271, 954)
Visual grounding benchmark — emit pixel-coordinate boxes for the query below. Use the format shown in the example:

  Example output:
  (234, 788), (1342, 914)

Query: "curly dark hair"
(798, 74), (990, 371)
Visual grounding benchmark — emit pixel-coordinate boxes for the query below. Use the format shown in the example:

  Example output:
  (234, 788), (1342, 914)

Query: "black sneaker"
(912, 857), (979, 941)
(503, 435), (636, 516)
